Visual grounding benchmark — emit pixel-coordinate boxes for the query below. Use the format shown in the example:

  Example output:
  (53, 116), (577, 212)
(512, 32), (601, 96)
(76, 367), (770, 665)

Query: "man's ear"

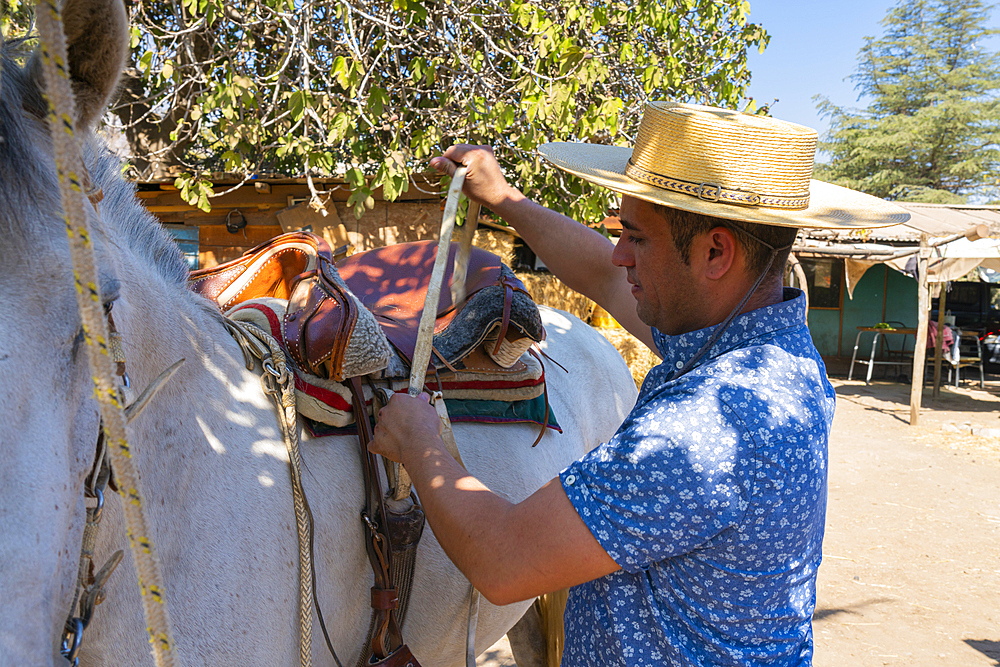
(703, 226), (738, 280)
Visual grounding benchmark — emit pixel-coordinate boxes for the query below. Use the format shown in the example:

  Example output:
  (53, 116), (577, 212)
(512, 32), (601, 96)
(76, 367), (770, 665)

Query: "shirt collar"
(652, 288), (807, 379)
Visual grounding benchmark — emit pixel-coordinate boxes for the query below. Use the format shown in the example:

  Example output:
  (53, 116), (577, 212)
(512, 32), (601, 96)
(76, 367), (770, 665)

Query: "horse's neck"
(91, 267), (380, 664)
(120, 275), (282, 460)
(87, 277), (310, 662)
(122, 270), (313, 527)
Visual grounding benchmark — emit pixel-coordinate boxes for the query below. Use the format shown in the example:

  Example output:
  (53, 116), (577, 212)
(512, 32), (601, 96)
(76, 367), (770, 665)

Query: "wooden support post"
(910, 234), (931, 426)
(932, 283), (947, 398)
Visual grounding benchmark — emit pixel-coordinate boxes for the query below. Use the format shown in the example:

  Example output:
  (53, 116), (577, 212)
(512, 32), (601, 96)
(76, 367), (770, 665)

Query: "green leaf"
(288, 91), (307, 121)
(138, 50), (153, 74)
(332, 56), (352, 89)
(113, 0), (774, 226)
(367, 87), (390, 118)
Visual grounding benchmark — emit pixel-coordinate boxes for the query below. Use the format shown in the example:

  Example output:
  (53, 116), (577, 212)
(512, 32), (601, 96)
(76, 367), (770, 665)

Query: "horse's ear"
(26, 0), (129, 131)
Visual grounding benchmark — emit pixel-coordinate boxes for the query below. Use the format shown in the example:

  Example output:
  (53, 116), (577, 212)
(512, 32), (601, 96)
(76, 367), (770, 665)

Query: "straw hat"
(539, 102), (909, 229)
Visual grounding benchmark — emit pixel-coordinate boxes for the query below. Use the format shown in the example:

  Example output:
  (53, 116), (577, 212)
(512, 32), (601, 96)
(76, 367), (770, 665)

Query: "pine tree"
(815, 0), (1000, 203)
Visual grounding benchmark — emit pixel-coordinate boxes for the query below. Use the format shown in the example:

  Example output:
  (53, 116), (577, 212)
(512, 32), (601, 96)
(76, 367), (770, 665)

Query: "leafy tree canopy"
(815, 0), (1000, 204)
(4, 0), (768, 221)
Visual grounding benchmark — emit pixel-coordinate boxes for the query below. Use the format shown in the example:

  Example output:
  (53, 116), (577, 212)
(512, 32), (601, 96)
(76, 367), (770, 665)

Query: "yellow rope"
(33, 2), (178, 665)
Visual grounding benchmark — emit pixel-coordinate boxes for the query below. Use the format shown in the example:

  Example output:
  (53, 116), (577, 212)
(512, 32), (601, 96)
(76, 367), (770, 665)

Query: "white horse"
(0, 1), (637, 665)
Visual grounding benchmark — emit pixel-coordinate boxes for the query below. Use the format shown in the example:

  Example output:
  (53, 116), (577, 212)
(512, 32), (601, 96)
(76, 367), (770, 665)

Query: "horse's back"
(457, 305), (635, 501)
(402, 305), (637, 664)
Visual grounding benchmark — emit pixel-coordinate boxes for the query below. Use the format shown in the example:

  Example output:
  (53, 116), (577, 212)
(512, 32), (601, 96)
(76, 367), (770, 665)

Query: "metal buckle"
(61, 618), (83, 665)
(698, 183), (722, 202)
(88, 487), (105, 523)
(361, 512), (385, 546)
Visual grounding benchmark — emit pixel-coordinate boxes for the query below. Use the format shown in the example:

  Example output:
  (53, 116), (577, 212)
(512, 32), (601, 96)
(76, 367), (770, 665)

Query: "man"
(370, 102), (908, 665)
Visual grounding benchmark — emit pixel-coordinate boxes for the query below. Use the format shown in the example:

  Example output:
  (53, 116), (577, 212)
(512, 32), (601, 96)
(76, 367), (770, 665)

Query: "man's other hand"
(370, 391), (442, 464)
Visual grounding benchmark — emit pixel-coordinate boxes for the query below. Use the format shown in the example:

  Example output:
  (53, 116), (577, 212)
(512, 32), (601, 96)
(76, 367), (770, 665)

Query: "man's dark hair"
(652, 203), (798, 280)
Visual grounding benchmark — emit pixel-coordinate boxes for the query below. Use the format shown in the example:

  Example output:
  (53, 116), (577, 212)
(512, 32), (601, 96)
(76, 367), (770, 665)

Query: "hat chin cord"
(671, 226), (792, 379)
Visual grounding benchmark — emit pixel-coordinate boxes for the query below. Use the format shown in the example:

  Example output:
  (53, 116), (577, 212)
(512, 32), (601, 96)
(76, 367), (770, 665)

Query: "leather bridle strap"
(348, 377), (406, 661)
(527, 348), (552, 448)
(61, 431), (123, 667)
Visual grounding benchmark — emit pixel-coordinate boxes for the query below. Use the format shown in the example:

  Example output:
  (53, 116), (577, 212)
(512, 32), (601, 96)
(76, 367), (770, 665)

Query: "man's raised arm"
(431, 145), (655, 351)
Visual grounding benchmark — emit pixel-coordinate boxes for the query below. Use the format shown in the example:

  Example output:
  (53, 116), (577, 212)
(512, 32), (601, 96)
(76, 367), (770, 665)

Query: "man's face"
(611, 196), (705, 336)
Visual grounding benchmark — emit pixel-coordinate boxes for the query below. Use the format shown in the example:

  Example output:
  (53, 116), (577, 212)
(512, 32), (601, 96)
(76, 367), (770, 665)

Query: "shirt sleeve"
(560, 387), (752, 573)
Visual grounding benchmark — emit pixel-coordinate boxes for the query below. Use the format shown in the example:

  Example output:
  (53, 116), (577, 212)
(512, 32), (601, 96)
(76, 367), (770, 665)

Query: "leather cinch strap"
(348, 378), (420, 667)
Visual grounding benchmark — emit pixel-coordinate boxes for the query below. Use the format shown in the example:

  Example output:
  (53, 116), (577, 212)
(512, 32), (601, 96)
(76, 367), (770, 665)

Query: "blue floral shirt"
(559, 288), (835, 666)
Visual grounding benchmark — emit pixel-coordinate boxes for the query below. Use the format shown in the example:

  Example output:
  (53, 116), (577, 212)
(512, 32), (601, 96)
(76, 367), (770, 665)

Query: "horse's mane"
(1, 37), (189, 289)
(87, 145), (191, 288)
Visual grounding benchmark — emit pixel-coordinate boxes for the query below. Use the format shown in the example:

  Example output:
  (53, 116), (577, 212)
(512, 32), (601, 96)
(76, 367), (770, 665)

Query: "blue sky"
(744, 0), (999, 139)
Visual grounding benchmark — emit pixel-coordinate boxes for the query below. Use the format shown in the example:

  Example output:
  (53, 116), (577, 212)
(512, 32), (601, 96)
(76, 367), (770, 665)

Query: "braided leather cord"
(33, 1), (178, 664)
(224, 319), (314, 667)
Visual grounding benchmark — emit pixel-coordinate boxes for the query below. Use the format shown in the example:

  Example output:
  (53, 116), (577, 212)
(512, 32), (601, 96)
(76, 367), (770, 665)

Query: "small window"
(800, 258), (843, 309)
(163, 225), (199, 271)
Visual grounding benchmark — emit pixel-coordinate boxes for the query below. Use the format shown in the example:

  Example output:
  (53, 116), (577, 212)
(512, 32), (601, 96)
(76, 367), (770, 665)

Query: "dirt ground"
(479, 372), (1000, 666)
(814, 377), (1000, 666)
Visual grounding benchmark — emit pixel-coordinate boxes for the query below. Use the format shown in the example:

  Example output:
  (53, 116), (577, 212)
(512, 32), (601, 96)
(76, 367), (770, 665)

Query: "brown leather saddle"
(189, 231), (362, 381)
(190, 233), (544, 378)
(188, 231), (544, 667)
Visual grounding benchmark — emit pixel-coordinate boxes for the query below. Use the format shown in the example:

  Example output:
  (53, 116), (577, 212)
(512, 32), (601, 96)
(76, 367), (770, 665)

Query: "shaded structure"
(791, 203), (1000, 425)
(136, 174), (446, 269)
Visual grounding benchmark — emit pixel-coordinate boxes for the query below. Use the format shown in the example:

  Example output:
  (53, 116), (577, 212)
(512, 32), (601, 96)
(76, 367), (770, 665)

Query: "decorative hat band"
(624, 160), (811, 211)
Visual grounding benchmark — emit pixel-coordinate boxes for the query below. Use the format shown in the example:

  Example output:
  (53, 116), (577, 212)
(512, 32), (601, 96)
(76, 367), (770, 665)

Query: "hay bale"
(473, 228), (516, 265)
(514, 272), (596, 323)
(596, 327), (660, 388)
